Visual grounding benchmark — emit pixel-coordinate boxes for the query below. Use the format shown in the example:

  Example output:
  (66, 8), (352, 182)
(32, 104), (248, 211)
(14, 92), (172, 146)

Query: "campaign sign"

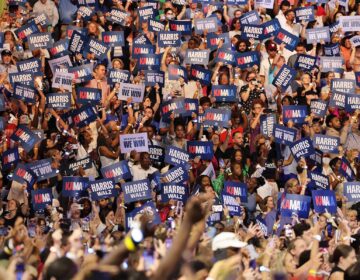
(168, 65), (188, 82)
(62, 176), (89, 198)
(294, 54), (316, 71)
(203, 108), (231, 128)
(28, 32), (53, 51)
(260, 113), (276, 138)
(120, 133), (149, 153)
(15, 21), (40, 42)
(295, 6), (315, 22)
(123, 179), (152, 203)
(48, 55), (73, 74)
(1, 148), (19, 171)
(223, 181), (248, 203)
(31, 13), (50, 27)
(161, 165), (188, 184)
(49, 39), (70, 57)
(11, 125), (41, 153)
(194, 17), (218, 34)
(13, 84), (36, 104)
(310, 100), (328, 117)
(215, 48), (236, 66)
(289, 137), (315, 161)
(312, 190), (337, 214)
(161, 183), (187, 202)
(84, 38), (109, 59)
(324, 43), (340, 56)
(350, 35), (360, 47)
(240, 11), (261, 25)
(69, 31), (87, 54)
(161, 98), (186, 121)
(78, 6), (93, 20)
(71, 106), (98, 128)
(282, 105), (307, 124)
(133, 34), (152, 45)
(273, 124), (297, 145)
(280, 194), (311, 218)
(329, 21), (340, 34)
(212, 85), (237, 103)
(118, 83), (145, 103)
(308, 171), (330, 190)
(100, 160), (132, 182)
(320, 56), (344, 73)
(149, 171), (161, 191)
(76, 87), (101, 105)
(148, 19), (165, 32)
(27, 158), (57, 181)
(132, 44), (155, 58)
(346, 94), (360, 111)
(149, 145), (165, 164)
(9, 72), (34, 87)
(46, 92), (71, 110)
(125, 201), (161, 232)
(137, 54), (161, 70)
(344, 182), (360, 202)
(306, 27), (330, 43)
(169, 20), (192, 35)
(66, 26), (87, 39)
(157, 31), (182, 48)
(32, 189), (52, 211)
(313, 134), (339, 153)
(107, 8), (128, 25)
(356, 72), (360, 87)
(255, 0), (274, 9)
(138, 6), (157, 22)
(222, 192), (242, 216)
(331, 79), (355, 94)
(339, 16), (360, 32)
(241, 24), (264, 40)
(165, 146), (190, 166)
(190, 66), (211, 85)
(52, 72), (74, 91)
(187, 141), (213, 160)
(102, 31), (125, 47)
(207, 32), (231, 51)
(309, 148), (323, 167)
(184, 98), (199, 117)
(144, 70), (165, 87)
(274, 28), (299, 51)
(69, 63), (93, 83)
(262, 19), (281, 39)
(273, 65), (296, 90)
(16, 57), (41, 73)
(340, 158), (355, 181)
(235, 51), (260, 70)
(184, 49), (210, 65)
(329, 92), (346, 108)
(12, 164), (37, 187)
(89, 179), (117, 200)
(108, 69), (130, 84)
(65, 157), (92, 175)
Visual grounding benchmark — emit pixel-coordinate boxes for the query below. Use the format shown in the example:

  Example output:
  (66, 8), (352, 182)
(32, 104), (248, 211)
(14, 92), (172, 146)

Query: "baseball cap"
(212, 232), (247, 251)
(265, 40), (277, 51)
(1, 49), (12, 56)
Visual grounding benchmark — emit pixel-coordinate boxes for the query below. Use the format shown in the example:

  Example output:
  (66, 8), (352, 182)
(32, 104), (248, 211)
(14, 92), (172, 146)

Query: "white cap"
(212, 232), (247, 251)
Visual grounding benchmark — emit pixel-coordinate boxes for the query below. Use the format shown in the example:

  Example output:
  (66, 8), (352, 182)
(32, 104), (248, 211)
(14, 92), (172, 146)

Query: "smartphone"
(143, 251), (155, 270)
(219, 158), (225, 169)
(165, 238), (172, 249)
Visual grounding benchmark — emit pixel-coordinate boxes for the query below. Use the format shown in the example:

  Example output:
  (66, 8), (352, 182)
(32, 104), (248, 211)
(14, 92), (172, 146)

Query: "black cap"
(1, 50), (12, 56)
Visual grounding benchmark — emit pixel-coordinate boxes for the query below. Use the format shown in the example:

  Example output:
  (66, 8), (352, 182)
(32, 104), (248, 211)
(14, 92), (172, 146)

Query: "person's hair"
(287, 237), (303, 254)
(99, 208), (114, 224)
(295, 42), (306, 49)
(95, 63), (106, 71)
(230, 17), (240, 30)
(298, 249), (311, 267)
(330, 244), (354, 265)
(140, 152), (150, 161)
(261, 196), (273, 212)
(284, 9), (294, 17)
(280, 0), (291, 8)
(97, 133), (108, 148)
(346, 261), (360, 280)
(252, 99), (265, 110)
(284, 178), (298, 192)
(200, 96), (211, 106)
(329, 157), (341, 171)
(326, 114), (337, 127)
(281, 95), (295, 105)
(293, 222), (311, 237)
(188, 260), (208, 273)
(43, 257), (78, 280)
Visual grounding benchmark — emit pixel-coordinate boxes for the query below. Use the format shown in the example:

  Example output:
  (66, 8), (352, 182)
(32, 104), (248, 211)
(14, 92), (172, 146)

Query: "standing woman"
(249, 99), (266, 154)
(329, 245), (357, 280)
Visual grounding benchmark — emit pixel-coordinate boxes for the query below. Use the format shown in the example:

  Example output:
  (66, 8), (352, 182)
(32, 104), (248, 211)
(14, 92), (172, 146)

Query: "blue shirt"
(58, 0), (78, 25)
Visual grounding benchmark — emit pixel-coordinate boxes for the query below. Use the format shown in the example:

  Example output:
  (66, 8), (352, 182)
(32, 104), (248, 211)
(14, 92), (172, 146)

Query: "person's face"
(99, 198), (109, 208)
(282, 5), (290, 13)
(201, 176), (211, 187)
(345, 38), (352, 48)
(8, 200), (17, 211)
(347, 212), (357, 221)
(330, 117), (341, 129)
(234, 20), (241, 30)
(302, 74), (311, 85)
(201, 102), (211, 111)
(141, 154), (151, 169)
(2, 54), (11, 64)
(219, 74), (229, 85)
(234, 11), (242, 18)
(253, 103), (263, 115)
(212, 134), (220, 145)
(318, 215), (327, 229)
(88, 23), (97, 34)
(165, 10), (175, 20)
(232, 163), (242, 176)
(327, 73), (335, 82)
(233, 133), (243, 146)
(113, 60), (121, 69)
(295, 46), (306, 54)
(84, 130), (93, 143)
(238, 42), (247, 52)
(147, 127), (154, 139)
(235, 151), (242, 162)
(288, 180), (300, 194)
(312, 123), (322, 134)
(52, 150), (62, 161)
(106, 211), (115, 223)
(188, 39), (196, 49)
(204, 185), (215, 199)
(96, 65), (106, 79)
(46, 138), (55, 149)
(341, 249), (357, 269)
(266, 197), (274, 209)
(175, 125), (185, 139)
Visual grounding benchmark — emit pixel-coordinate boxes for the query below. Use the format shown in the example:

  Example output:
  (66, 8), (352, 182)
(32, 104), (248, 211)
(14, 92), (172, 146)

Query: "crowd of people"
(1, 0), (360, 279)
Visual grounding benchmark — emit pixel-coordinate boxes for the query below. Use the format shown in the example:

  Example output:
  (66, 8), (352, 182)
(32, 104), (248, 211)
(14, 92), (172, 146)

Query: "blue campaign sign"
(294, 54), (316, 71)
(10, 125), (41, 153)
(240, 24), (264, 40)
(145, 70), (165, 87)
(309, 148), (323, 168)
(9, 72), (34, 87)
(83, 38), (109, 59)
(329, 92), (346, 108)
(165, 146), (190, 166)
(282, 105), (308, 124)
(46, 92), (71, 110)
(158, 31), (182, 48)
(344, 182), (360, 202)
(1, 148), (19, 171)
(66, 26), (87, 39)
(222, 192), (242, 216)
(26, 158), (58, 182)
(107, 8), (128, 26)
(161, 165), (189, 184)
(324, 43), (340, 56)
(280, 194), (311, 218)
(102, 31), (125, 47)
(212, 85), (237, 103)
(239, 11), (261, 25)
(313, 134), (339, 153)
(28, 32), (53, 51)
(31, 189), (52, 211)
(289, 137), (315, 161)
(49, 39), (70, 57)
(295, 6), (315, 22)
(260, 113), (276, 138)
(169, 20), (192, 35)
(235, 51), (260, 70)
(207, 32), (231, 51)
(78, 6), (94, 20)
(123, 179), (152, 203)
(65, 157), (93, 175)
(13, 84), (36, 104)
(125, 201), (161, 232)
(203, 108), (231, 128)
(71, 106), (98, 128)
(62, 176), (89, 198)
(149, 171), (162, 192)
(107, 69), (130, 84)
(194, 17), (218, 34)
(148, 19), (165, 32)
(262, 19), (281, 39)
(183, 98), (199, 117)
(76, 87), (101, 105)
(345, 94), (360, 111)
(355, 72), (360, 87)
(132, 44), (155, 58)
(160, 183), (188, 202)
(187, 141), (214, 160)
(101, 160), (132, 182)
(138, 6), (157, 22)
(133, 33), (152, 45)
(12, 163), (37, 188)
(137, 54), (161, 70)
(274, 28), (299, 51)
(89, 179), (117, 200)
(161, 98), (186, 122)
(310, 100), (328, 117)
(273, 124), (297, 145)
(0, 95), (4, 111)
(272, 65), (297, 90)
(329, 21), (340, 34)
(68, 31), (87, 54)
(308, 171), (329, 190)
(15, 21), (40, 42)
(331, 79), (355, 94)
(168, 65), (188, 82)
(223, 181), (248, 203)
(312, 190), (337, 214)
(215, 48), (236, 66)
(69, 64), (94, 83)
(16, 57), (41, 73)
(320, 56), (344, 73)
(190, 66), (211, 85)
(340, 158), (355, 181)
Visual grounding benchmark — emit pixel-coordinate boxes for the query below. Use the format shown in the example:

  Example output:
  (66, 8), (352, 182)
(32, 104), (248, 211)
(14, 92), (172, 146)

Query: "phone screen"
(143, 252), (155, 270)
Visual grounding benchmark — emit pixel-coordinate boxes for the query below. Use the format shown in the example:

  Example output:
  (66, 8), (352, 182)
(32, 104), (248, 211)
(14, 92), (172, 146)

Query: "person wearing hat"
(259, 40), (278, 87)
(212, 232), (247, 261)
(0, 49), (17, 74)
